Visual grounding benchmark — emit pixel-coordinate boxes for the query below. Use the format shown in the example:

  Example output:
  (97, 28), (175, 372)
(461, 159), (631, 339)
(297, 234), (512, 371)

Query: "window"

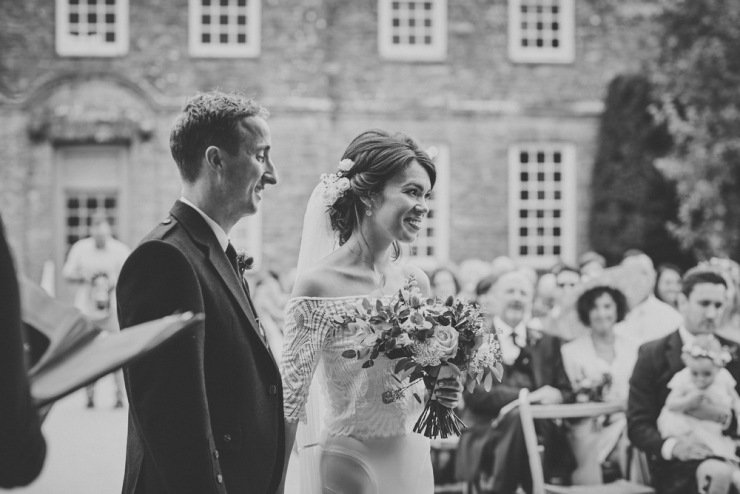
(408, 145), (450, 268)
(378, 0), (447, 61)
(508, 144), (576, 268)
(64, 191), (120, 252)
(56, 0), (129, 56)
(508, 0), (574, 64)
(189, 0), (261, 58)
(229, 212), (262, 269)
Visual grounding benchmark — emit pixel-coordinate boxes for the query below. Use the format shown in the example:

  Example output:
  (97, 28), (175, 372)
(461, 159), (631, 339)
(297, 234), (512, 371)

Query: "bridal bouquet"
(573, 372), (613, 403)
(335, 276), (503, 438)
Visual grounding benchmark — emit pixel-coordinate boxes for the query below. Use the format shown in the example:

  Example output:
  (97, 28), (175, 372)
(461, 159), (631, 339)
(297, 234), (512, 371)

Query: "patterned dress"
(281, 296), (433, 493)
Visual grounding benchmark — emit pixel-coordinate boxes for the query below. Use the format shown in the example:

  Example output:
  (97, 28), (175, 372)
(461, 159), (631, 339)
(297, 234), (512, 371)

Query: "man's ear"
(204, 146), (223, 172)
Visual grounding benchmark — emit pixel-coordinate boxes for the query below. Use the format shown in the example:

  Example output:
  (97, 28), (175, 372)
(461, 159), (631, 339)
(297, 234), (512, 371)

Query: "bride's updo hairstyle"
(329, 129), (436, 245)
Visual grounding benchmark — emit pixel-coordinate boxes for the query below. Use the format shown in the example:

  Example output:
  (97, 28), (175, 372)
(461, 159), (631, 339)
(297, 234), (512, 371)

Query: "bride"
(279, 130), (462, 493)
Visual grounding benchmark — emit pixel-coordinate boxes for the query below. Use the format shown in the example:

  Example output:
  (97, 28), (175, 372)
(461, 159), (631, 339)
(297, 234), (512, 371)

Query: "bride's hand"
(433, 363), (463, 409)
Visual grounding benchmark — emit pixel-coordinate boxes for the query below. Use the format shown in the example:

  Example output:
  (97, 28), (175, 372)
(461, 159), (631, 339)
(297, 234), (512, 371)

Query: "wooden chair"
(518, 389), (655, 494)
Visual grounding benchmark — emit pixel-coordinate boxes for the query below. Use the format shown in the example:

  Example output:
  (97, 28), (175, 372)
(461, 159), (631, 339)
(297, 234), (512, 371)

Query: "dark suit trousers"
(650, 458), (701, 494)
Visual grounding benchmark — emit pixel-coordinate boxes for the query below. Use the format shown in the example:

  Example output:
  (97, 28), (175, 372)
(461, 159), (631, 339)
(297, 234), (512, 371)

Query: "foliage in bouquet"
(573, 372), (613, 403)
(334, 276), (503, 438)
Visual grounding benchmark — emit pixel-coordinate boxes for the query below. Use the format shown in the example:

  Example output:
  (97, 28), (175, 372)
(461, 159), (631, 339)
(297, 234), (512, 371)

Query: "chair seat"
(545, 479), (654, 494)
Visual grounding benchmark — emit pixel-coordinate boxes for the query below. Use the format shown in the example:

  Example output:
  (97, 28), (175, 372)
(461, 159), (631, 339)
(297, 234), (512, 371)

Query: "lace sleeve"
(280, 298), (331, 423)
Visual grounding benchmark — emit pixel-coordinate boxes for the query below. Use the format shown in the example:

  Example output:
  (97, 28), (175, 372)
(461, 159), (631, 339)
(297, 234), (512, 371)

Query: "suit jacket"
(117, 201), (284, 494)
(627, 329), (740, 494)
(0, 216), (46, 487)
(463, 331), (573, 425)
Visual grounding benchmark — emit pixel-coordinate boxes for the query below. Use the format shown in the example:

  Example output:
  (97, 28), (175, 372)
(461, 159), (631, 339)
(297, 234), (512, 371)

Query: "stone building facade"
(0, 0), (661, 299)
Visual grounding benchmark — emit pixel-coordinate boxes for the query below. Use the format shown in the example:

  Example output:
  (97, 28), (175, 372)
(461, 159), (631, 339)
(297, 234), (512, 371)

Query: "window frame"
(378, 0), (447, 62)
(508, 143), (576, 269)
(507, 0), (575, 64)
(188, 0), (261, 58)
(55, 0), (129, 57)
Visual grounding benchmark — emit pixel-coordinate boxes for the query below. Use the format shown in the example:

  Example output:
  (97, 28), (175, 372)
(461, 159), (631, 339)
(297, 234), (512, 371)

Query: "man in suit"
(0, 216), (46, 488)
(628, 268), (740, 494)
(456, 269), (574, 494)
(117, 91), (281, 494)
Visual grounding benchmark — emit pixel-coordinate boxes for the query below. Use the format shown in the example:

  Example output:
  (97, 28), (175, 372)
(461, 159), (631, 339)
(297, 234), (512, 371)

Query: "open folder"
(20, 277), (203, 408)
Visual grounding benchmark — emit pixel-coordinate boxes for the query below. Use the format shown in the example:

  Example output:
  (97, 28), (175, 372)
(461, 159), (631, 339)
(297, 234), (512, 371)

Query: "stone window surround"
(508, 143), (576, 269)
(378, 0), (448, 62)
(507, 0), (575, 64)
(55, 0), (129, 57)
(188, 0), (261, 58)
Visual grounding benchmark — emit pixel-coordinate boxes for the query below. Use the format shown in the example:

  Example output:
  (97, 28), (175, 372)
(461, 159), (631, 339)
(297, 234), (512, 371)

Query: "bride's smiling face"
(368, 160), (432, 244)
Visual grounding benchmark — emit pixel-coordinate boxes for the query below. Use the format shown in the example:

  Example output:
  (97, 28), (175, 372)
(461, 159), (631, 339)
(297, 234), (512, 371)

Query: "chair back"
(518, 388), (546, 494)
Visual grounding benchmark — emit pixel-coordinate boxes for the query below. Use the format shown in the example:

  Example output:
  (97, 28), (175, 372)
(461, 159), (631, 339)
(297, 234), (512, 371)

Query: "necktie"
(225, 243), (267, 344)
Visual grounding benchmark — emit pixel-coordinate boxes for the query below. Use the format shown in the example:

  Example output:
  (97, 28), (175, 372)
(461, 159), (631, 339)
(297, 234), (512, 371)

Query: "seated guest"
(0, 216), (46, 487)
(561, 286), (638, 484)
(456, 270), (574, 494)
(655, 263), (683, 310)
(628, 268), (740, 494)
(617, 251), (682, 345)
(541, 264), (588, 341)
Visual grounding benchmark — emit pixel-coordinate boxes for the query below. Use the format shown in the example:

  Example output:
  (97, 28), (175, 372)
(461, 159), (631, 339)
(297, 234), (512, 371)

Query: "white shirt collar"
(179, 197), (230, 252)
(677, 325), (697, 346)
(494, 316), (527, 346)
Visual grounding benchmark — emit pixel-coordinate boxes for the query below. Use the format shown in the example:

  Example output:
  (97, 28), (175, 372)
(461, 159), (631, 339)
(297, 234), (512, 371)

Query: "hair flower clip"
(338, 158), (355, 174)
(236, 250), (254, 274)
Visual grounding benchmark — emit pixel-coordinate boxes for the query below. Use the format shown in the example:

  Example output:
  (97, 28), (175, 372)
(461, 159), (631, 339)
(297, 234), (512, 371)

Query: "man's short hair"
(681, 267), (728, 297)
(169, 91), (268, 183)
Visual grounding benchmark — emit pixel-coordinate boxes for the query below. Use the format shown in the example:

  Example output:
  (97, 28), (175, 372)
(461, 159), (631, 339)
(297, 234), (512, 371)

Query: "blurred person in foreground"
(561, 286), (638, 484)
(616, 251), (682, 345)
(63, 212), (130, 408)
(456, 270), (574, 493)
(628, 268), (740, 494)
(0, 216), (46, 487)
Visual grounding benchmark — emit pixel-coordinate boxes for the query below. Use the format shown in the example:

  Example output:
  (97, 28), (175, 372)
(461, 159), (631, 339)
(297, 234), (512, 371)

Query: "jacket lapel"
(169, 202), (268, 352)
(665, 330), (685, 376)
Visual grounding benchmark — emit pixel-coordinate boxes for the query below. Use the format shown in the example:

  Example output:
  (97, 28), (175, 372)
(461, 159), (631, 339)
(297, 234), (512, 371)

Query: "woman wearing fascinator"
(279, 130), (462, 493)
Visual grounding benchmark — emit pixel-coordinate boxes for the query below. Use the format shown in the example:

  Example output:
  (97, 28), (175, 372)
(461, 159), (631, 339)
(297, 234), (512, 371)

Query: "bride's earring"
(366, 209), (372, 217)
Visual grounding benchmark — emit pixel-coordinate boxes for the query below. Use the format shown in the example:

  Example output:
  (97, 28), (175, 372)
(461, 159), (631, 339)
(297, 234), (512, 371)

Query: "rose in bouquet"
(334, 276), (503, 438)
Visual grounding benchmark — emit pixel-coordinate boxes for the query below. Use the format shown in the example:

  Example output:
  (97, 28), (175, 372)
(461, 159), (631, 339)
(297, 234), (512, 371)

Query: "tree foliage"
(589, 74), (690, 267)
(651, 0), (740, 259)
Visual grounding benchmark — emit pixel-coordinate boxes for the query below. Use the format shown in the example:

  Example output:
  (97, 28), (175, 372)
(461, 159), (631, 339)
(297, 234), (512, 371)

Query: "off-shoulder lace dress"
(281, 296), (433, 493)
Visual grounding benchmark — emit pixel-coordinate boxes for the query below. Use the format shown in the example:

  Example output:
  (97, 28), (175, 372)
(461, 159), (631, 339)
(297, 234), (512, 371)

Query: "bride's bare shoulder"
(291, 264), (347, 298)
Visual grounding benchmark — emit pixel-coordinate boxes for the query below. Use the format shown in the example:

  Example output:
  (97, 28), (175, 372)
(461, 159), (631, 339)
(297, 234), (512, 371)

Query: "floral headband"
(682, 342), (732, 367)
(320, 158), (355, 207)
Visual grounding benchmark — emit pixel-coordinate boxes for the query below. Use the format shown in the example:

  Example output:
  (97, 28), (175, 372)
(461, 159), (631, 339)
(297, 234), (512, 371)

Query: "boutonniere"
(236, 251), (254, 275)
(525, 317), (545, 346)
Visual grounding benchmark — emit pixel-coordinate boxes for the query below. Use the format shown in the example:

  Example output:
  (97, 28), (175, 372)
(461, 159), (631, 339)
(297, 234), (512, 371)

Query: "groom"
(117, 91), (282, 493)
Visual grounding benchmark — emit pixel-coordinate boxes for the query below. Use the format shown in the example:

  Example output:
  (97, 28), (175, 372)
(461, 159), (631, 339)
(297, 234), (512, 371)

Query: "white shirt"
(179, 197), (229, 251)
(494, 316), (527, 366)
(616, 295), (683, 346)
